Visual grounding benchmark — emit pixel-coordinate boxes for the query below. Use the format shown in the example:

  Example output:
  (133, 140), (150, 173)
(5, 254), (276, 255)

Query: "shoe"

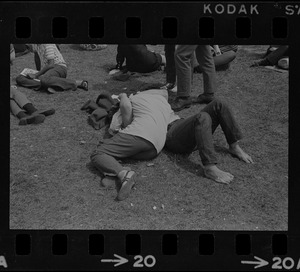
(170, 97), (192, 112)
(78, 80), (88, 91)
(196, 93), (214, 104)
(19, 114), (45, 125)
(161, 82), (176, 91)
(117, 170), (136, 201)
(35, 108), (55, 116)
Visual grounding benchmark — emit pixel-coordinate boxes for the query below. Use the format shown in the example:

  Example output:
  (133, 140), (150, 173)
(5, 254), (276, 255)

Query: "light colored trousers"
(10, 87), (30, 116)
(175, 45), (217, 97)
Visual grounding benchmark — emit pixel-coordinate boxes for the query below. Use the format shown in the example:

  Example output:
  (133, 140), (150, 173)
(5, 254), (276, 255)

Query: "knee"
(15, 75), (25, 85)
(90, 149), (101, 164)
(196, 112), (212, 127)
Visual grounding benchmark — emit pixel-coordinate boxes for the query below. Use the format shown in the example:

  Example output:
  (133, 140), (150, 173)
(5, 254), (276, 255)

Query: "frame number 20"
(133, 255), (156, 268)
(272, 257), (300, 270)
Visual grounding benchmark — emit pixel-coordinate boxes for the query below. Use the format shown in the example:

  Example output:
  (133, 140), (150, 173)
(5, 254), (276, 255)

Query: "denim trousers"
(175, 45), (217, 97)
(165, 99), (243, 165)
(90, 132), (157, 176)
(16, 65), (77, 91)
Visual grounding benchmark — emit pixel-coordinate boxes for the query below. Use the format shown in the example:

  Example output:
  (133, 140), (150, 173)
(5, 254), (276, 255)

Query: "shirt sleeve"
(44, 44), (57, 60)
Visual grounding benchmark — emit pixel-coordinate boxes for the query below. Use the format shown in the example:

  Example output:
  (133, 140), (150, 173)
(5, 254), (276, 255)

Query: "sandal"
(78, 80), (88, 91)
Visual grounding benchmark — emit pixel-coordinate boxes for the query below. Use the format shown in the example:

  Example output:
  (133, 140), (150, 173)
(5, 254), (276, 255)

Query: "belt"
(167, 118), (181, 131)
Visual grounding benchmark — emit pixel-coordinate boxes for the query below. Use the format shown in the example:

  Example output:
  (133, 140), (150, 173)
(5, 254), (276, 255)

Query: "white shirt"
(119, 90), (179, 153)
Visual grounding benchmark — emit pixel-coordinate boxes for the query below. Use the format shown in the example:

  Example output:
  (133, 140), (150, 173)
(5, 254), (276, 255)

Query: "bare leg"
(203, 164), (234, 185)
(228, 142), (253, 163)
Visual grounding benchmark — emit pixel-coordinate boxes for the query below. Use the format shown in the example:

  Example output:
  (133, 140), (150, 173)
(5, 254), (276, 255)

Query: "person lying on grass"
(15, 44), (88, 94)
(90, 88), (178, 201)
(165, 98), (253, 184)
(10, 85), (55, 125)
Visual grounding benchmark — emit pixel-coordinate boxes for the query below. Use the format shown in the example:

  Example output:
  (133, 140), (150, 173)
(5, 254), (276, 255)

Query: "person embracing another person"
(90, 85), (253, 201)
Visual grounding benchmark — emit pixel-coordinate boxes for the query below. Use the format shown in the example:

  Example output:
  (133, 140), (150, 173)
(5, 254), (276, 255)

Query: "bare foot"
(229, 143), (253, 163)
(203, 164), (234, 185)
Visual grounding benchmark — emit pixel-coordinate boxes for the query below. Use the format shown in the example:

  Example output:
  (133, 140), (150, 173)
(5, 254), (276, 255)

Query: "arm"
(28, 59), (55, 79)
(119, 93), (133, 128)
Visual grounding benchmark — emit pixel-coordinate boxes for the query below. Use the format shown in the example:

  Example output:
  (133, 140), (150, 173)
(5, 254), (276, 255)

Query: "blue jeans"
(165, 99), (243, 165)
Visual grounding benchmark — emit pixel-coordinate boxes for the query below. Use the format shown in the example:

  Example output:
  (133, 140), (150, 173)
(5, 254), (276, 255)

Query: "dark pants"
(16, 65), (77, 91)
(164, 44), (176, 84)
(90, 132), (157, 176)
(165, 99), (243, 165)
(266, 45), (289, 65)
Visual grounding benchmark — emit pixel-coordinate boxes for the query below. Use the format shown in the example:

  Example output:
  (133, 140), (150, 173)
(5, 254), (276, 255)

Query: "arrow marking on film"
(101, 254), (128, 267)
(241, 256), (269, 269)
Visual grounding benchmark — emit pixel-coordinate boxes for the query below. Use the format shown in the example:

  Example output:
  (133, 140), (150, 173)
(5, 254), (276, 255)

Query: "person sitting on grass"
(165, 98), (253, 184)
(10, 85), (55, 125)
(90, 88), (177, 201)
(250, 45), (289, 70)
(110, 44), (166, 76)
(15, 44), (88, 94)
(194, 45), (238, 73)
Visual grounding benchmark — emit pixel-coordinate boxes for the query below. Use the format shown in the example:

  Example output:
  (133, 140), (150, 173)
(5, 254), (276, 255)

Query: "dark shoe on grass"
(196, 93), (215, 104)
(78, 80), (88, 91)
(19, 114), (45, 125)
(35, 108), (55, 116)
(171, 97), (192, 112)
(161, 82), (176, 90)
(117, 170), (136, 201)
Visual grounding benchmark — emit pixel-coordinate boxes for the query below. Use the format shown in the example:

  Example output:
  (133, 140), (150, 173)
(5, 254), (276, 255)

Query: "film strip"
(1, 1), (300, 271)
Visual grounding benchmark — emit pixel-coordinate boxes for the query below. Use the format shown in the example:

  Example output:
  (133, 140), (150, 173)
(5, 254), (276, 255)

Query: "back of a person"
(120, 90), (172, 153)
(124, 45), (158, 73)
(35, 44), (67, 68)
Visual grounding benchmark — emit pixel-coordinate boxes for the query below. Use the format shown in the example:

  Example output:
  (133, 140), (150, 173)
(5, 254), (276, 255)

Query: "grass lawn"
(10, 44), (288, 230)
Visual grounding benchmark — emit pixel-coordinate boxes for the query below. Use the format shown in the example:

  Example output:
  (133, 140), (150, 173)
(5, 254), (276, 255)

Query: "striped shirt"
(32, 44), (67, 68)
(218, 45), (238, 53)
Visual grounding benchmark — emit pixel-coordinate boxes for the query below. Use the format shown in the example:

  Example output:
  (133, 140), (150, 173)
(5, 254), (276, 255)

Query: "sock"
(23, 103), (37, 114)
(16, 111), (27, 119)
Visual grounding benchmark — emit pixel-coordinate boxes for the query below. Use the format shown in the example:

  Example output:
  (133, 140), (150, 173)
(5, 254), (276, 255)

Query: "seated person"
(79, 44), (107, 51)
(250, 45), (289, 69)
(112, 45), (166, 74)
(194, 45), (238, 73)
(165, 98), (253, 184)
(90, 88), (176, 201)
(10, 85), (55, 125)
(16, 44), (88, 93)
